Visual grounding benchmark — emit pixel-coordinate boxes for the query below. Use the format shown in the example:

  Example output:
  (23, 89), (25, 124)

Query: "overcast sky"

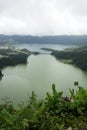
(0, 0), (87, 35)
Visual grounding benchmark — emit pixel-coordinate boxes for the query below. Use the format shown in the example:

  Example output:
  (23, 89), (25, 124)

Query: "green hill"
(51, 46), (87, 71)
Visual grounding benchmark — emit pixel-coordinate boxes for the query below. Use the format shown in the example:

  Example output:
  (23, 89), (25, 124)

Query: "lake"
(0, 44), (87, 105)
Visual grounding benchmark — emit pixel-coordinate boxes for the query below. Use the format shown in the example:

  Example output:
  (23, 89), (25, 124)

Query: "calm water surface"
(0, 44), (87, 105)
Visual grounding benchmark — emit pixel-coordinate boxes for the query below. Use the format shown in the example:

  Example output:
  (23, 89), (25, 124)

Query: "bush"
(0, 83), (87, 130)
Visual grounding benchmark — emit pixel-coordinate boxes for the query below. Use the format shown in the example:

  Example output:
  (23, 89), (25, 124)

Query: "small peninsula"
(41, 47), (56, 52)
(0, 46), (31, 69)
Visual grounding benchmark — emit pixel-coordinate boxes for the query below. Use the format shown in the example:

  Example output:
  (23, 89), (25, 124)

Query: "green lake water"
(0, 44), (87, 105)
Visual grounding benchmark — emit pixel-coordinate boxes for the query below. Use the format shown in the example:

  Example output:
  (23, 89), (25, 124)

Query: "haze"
(0, 0), (87, 35)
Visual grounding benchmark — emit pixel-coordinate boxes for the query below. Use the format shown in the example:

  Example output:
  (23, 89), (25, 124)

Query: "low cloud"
(0, 0), (87, 35)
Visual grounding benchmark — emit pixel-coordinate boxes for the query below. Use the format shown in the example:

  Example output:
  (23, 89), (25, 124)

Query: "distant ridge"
(0, 35), (87, 45)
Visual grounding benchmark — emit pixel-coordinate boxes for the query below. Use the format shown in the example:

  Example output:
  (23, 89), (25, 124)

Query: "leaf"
(74, 81), (79, 86)
(1, 109), (13, 125)
(22, 119), (29, 128)
(29, 91), (37, 106)
(52, 84), (57, 96)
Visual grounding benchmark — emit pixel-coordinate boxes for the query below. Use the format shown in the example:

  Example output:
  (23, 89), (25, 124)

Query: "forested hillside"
(51, 46), (87, 71)
(0, 35), (87, 45)
(0, 47), (30, 69)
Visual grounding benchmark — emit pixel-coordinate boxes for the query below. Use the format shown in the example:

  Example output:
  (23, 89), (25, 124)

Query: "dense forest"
(0, 35), (87, 45)
(0, 47), (31, 70)
(0, 83), (87, 130)
(51, 46), (87, 71)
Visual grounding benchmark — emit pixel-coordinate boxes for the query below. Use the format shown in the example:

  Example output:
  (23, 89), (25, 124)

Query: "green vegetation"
(0, 83), (87, 130)
(0, 70), (3, 79)
(0, 47), (31, 69)
(0, 35), (87, 45)
(51, 46), (87, 71)
(0, 46), (41, 70)
(41, 47), (55, 52)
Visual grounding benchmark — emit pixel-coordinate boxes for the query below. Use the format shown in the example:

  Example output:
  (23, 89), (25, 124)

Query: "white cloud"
(0, 0), (87, 35)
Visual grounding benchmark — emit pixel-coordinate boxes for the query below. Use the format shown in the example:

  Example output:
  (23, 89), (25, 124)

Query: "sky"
(0, 0), (87, 35)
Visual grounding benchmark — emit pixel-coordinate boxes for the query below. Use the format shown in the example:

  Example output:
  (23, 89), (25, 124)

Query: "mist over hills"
(0, 35), (87, 45)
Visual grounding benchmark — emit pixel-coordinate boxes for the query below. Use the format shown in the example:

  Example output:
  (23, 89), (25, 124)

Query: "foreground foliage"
(0, 83), (87, 130)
